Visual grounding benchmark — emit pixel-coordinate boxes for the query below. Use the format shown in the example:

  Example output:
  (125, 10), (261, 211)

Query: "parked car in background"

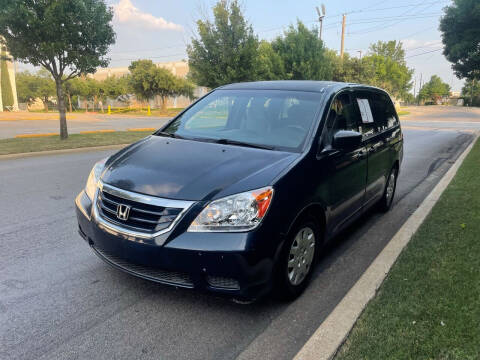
(75, 81), (403, 301)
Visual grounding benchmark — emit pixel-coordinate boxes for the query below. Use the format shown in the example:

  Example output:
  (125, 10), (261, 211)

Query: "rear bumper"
(76, 191), (276, 300)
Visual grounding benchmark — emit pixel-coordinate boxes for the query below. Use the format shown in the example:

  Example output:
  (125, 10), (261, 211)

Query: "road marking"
(15, 132), (59, 138)
(294, 132), (479, 360)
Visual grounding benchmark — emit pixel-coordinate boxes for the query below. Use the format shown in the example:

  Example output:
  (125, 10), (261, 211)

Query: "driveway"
(0, 117), (476, 359)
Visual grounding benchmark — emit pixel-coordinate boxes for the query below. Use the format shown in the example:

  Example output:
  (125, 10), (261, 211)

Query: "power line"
(404, 48), (442, 58)
(348, 2), (435, 35)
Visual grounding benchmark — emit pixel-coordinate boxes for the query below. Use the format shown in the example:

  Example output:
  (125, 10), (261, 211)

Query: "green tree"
(0, 0), (115, 139)
(128, 60), (195, 110)
(461, 78), (480, 106)
(365, 40), (413, 99)
(15, 71), (38, 105)
(1, 46), (14, 109)
(361, 54), (413, 98)
(16, 69), (55, 111)
(36, 69), (56, 111)
(187, 0), (259, 88)
(440, 0), (480, 81)
(327, 51), (374, 84)
(418, 75), (451, 103)
(256, 40), (285, 80)
(369, 40), (406, 65)
(271, 21), (332, 80)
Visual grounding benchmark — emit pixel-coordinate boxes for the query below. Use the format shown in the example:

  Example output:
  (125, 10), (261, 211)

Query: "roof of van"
(217, 80), (376, 93)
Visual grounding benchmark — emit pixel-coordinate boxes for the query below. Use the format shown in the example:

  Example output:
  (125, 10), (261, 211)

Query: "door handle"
(352, 150), (366, 160)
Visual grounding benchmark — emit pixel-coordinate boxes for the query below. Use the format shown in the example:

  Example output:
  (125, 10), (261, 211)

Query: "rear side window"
(371, 92), (399, 131)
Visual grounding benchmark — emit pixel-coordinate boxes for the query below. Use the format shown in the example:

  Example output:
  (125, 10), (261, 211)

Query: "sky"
(18, 0), (463, 92)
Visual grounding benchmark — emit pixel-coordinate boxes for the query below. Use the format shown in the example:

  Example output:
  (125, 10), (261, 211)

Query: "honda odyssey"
(75, 81), (403, 301)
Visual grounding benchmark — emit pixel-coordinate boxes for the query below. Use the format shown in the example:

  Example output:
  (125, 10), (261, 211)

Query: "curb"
(294, 132), (479, 360)
(0, 144), (129, 160)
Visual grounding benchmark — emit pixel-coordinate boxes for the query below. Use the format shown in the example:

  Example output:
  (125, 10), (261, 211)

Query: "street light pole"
(316, 4), (326, 40)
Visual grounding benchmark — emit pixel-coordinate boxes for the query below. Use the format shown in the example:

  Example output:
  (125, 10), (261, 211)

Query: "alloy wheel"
(287, 226), (315, 286)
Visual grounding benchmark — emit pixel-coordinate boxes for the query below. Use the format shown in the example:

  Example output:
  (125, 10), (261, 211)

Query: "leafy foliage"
(16, 70), (55, 111)
(461, 78), (480, 106)
(256, 41), (285, 81)
(1, 46), (14, 109)
(418, 75), (451, 103)
(271, 21), (332, 80)
(187, 0), (259, 88)
(369, 40), (406, 65)
(128, 59), (195, 109)
(440, 0), (480, 80)
(0, 0), (115, 138)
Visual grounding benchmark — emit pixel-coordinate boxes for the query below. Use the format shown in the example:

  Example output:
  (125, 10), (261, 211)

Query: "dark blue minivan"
(76, 81), (403, 301)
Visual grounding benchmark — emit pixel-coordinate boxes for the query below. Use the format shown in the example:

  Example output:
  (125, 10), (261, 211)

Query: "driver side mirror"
(332, 130), (362, 150)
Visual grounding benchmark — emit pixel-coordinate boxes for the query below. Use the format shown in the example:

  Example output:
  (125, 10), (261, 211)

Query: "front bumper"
(75, 190), (276, 300)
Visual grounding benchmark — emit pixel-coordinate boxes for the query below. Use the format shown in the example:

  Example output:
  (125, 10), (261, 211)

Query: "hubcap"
(386, 172), (396, 205)
(287, 227), (315, 286)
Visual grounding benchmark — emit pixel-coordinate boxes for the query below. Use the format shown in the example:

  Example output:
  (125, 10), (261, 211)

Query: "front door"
(320, 91), (367, 235)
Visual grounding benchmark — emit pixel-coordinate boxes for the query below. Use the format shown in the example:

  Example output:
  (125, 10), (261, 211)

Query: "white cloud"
(112, 0), (183, 31)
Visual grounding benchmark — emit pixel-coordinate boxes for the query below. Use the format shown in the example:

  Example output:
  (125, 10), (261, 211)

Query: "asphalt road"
(0, 127), (474, 360)
(0, 115), (171, 139)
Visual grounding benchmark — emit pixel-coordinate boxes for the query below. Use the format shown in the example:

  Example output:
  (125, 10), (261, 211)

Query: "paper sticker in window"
(356, 98), (374, 123)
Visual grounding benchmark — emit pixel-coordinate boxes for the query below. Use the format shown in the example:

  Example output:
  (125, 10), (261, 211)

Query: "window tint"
(371, 92), (399, 131)
(325, 93), (360, 144)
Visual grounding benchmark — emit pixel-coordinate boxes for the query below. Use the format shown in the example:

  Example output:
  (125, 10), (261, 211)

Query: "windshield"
(160, 89), (323, 152)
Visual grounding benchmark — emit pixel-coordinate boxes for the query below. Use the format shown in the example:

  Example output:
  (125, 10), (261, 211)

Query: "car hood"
(101, 136), (300, 201)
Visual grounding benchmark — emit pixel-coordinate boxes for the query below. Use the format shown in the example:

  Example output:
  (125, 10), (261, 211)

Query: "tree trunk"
(43, 98), (49, 112)
(55, 79), (68, 140)
(67, 93), (73, 113)
(161, 96), (167, 111)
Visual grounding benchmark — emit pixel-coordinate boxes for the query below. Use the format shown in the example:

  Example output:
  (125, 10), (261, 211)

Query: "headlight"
(188, 187), (274, 232)
(85, 158), (108, 200)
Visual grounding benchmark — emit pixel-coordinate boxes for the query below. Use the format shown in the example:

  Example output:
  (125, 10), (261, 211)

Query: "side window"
(354, 92), (376, 138)
(325, 93), (360, 144)
(371, 92), (399, 131)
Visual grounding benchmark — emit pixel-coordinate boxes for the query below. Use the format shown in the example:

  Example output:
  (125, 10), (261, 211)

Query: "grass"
(397, 110), (410, 116)
(0, 130), (153, 155)
(26, 107), (184, 117)
(336, 138), (480, 360)
(108, 107), (184, 117)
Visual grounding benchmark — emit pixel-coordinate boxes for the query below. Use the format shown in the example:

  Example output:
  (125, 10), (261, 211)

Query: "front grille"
(97, 188), (183, 234)
(92, 245), (194, 288)
(206, 275), (240, 290)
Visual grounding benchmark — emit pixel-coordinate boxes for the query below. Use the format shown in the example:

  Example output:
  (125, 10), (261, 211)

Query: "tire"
(275, 217), (320, 300)
(379, 166), (398, 212)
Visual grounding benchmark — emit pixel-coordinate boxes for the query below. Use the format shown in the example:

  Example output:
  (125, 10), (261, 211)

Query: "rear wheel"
(379, 167), (398, 212)
(276, 217), (320, 300)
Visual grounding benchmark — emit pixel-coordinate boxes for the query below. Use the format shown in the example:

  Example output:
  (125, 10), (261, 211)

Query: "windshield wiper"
(155, 131), (185, 139)
(213, 138), (275, 150)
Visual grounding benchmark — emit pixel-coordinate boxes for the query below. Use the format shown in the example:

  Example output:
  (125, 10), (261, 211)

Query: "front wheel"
(276, 218), (320, 300)
(379, 167), (398, 212)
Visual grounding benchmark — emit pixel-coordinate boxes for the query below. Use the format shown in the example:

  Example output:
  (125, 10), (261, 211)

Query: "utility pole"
(413, 76), (416, 101)
(418, 73), (423, 105)
(340, 14), (346, 60)
(316, 4), (326, 41)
